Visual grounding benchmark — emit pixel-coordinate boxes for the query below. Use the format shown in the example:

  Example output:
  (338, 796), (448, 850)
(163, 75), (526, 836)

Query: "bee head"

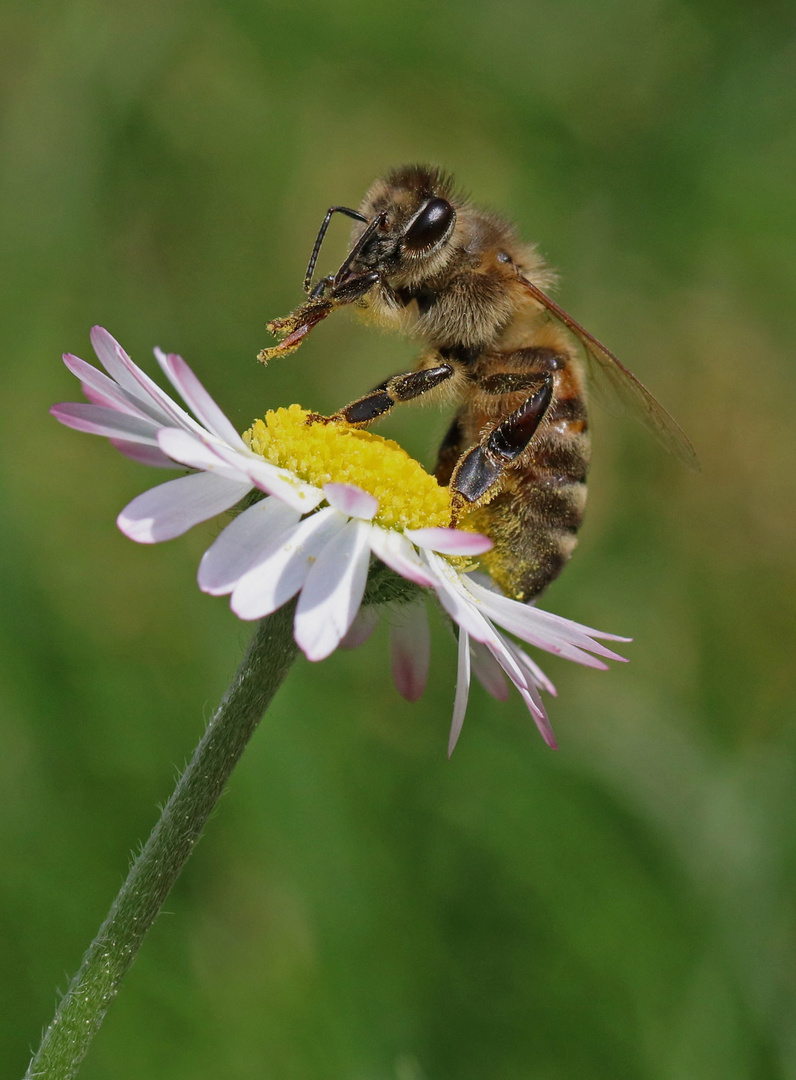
(342, 165), (458, 286)
(302, 166), (460, 304)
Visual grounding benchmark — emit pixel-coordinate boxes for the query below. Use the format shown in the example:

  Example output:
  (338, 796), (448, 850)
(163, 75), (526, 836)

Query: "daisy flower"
(53, 327), (628, 754)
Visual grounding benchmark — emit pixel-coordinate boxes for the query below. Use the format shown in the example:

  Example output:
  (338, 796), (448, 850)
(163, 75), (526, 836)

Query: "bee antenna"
(303, 206), (368, 293)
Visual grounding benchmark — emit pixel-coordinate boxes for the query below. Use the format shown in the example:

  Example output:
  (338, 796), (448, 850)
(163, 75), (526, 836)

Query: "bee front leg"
(450, 375), (554, 515)
(325, 270), (381, 304)
(311, 363), (456, 427)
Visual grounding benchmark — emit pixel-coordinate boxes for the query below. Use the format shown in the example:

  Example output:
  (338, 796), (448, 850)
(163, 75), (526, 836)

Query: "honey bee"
(260, 165), (697, 601)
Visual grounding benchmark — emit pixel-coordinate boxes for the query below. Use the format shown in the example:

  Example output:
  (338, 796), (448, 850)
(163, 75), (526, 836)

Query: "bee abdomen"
(467, 414), (590, 602)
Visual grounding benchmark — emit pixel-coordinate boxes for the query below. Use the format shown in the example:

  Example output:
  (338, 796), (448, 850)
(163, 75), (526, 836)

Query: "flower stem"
(25, 607), (298, 1080)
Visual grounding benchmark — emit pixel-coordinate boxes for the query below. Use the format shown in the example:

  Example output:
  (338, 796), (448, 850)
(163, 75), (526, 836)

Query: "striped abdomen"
(439, 348), (590, 602)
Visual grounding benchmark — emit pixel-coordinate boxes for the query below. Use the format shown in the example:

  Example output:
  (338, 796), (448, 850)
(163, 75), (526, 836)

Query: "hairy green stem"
(25, 608), (298, 1080)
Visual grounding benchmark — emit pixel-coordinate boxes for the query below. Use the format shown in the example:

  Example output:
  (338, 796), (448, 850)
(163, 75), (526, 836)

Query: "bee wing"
(518, 275), (699, 471)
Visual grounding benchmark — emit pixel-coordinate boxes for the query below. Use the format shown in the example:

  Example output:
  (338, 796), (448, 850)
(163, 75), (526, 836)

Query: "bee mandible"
(260, 165), (697, 602)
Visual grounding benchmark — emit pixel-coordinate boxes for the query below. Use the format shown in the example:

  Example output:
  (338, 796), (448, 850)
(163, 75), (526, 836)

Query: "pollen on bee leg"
(243, 404), (455, 533)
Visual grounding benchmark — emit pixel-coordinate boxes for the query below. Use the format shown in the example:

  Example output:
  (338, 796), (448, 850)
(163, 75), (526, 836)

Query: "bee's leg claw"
(304, 412), (336, 425)
(449, 493), (467, 527)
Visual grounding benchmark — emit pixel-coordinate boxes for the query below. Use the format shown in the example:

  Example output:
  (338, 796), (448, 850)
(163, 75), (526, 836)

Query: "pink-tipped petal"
(474, 632), (556, 747)
(476, 630), (558, 748)
(369, 528), (436, 588)
(508, 657), (558, 748)
(448, 629), (471, 758)
(462, 580), (618, 668)
(424, 552), (495, 643)
(406, 526), (493, 556)
(231, 507), (347, 621)
(390, 601), (430, 702)
(339, 607), (380, 650)
(470, 641), (510, 701)
(240, 458), (324, 512)
(63, 353), (149, 417)
(506, 641), (557, 697)
(117, 472), (251, 543)
(465, 580), (630, 662)
(82, 383), (130, 410)
(90, 328), (200, 433)
(480, 632), (545, 716)
(442, 602), (552, 736)
(51, 403), (162, 444)
(294, 519), (372, 661)
(157, 428), (252, 481)
(160, 430), (322, 515)
(517, 682), (558, 749)
(323, 482), (378, 521)
(67, 349), (188, 432)
(109, 439), (177, 468)
(198, 498), (302, 595)
(520, 604), (633, 643)
(190, 436), (324, 514)
(90, 327), (159, 405)
(518, 606), (633, 653)
(156, 349), (248, 449)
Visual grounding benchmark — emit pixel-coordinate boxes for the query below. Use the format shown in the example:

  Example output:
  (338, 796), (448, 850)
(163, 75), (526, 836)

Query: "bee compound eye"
(403, 198), (455, 252)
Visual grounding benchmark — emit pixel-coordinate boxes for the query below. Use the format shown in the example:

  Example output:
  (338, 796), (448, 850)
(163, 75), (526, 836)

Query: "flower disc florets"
(245, 405), (452, 533)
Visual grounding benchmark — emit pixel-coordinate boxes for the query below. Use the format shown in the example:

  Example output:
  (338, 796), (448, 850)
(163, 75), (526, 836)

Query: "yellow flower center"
(244, 405), (453, 531)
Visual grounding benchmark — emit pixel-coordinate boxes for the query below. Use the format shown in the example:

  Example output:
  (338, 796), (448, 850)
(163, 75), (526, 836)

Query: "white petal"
(405, 526), (493, 555)
(426, 556), (552, 728)
(423, 551), (494, 642)
(390, 600), (430, 702)
(156, 350), (248, 449)
(481, 631), (539, 705)
(461, 580), (617, 668)
(470, 641), (510, 701)
(117, 472), (251, 543)
(521, 602), (633, 643)
(90, 327), (161, 405)
(51, 403), (162, 444)
(239, 461), (324, 513)
(434, 586), (555, 741)
(159, 430), (323, 517)
(63, 353), (148, 416)
(198, 498), (302, 595)
(294, 519), (373, 661)
(516, 681), (558, 749)
(82, 382), (135, 411)
(448, 629), (471, 757)
(194, 437), (325, 514)
(339, 606), (380, 649)
(323, 482), (378, 521)
(477, 634), (558, 748)
(110, 439), (177, 469)
(231, 507), (347, 620)
(91, 327), (198, 430)
(368, 527), (436, 587)
(157, 428), (254, 482)
(506, 641), (557, 697)
(464, 579), (629, 663)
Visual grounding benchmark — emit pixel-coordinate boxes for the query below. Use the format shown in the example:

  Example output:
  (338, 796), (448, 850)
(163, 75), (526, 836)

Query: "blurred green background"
(2, 0), (795, 1077)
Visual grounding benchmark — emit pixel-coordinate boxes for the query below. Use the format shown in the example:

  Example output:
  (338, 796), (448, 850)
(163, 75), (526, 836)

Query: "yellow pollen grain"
(243, 404), (453, 532)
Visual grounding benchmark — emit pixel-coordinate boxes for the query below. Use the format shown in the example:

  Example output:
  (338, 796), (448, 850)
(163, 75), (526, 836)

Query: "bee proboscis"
(260, 165), (697, 601)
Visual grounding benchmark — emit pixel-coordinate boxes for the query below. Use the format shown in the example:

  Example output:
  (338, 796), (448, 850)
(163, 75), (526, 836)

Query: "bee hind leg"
(449, 375), (553, 516)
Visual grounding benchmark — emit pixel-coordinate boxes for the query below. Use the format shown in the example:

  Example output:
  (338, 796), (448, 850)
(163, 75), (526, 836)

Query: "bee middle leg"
(314, 363), (456, 426)
(449, 374), (554, 513)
